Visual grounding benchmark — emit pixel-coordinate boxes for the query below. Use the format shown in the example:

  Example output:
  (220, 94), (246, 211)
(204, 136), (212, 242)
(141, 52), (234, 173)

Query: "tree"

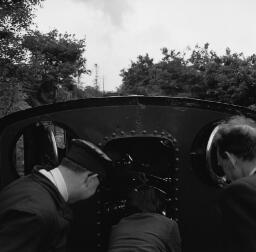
(119, 54), (154, 95)
(20, 29), (89, 106)
(0, 0), (45, 67)
(0, 78), (30, 117)
(1, 0), (44, 30)
(0, 0), (45, 116)
(119, 51), (191, 96)
(119, 44), (256, 107)
(83, 86), (103, 98)
(187, 45), (256, 106)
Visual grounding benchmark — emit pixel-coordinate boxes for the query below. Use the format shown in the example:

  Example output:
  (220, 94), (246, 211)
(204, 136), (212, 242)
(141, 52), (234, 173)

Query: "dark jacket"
(218, 174), (256, 252)
(108, 212), (181, 252)
(0, 169), (73, 252)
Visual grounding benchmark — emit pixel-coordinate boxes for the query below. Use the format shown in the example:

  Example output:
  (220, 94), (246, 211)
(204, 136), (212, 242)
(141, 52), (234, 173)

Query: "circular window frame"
(206, 125), (227, 187)
(12, 120), (77, 177)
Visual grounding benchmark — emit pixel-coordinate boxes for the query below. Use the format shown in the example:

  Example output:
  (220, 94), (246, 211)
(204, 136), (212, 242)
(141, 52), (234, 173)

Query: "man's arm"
(0, 209), (53, 252)
(165, 220), (182, 252)
(218, 181), (256, 251)
(219, 181), (254, 222)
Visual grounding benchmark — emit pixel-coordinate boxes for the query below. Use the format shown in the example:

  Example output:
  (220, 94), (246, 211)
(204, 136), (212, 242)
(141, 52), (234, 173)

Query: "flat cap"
(66, 139), (112, 177)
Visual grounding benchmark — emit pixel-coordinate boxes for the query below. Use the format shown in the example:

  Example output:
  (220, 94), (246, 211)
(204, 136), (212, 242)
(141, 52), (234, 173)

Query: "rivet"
(175, 197), (178, 201)
(175, 218), (179, 222)
(161, 131), (165, 135)
(175, 188), (179, 191)
(97, 221), (101, 225)
(175, 208), (179, 211)
(112, 132), (116, 137)
(153, 130), (158, 134)
(120, 131), (125, 135)
(131, 130), (135, 134)
(98, 142), (102, 146)
(175, 148), (179, 152)
(104, 136), (108, 141)
(168, 134), (172, 138)
(173, 139), (177, 143)
(142, 130), (147, 134)
(175, 157), (179, 161)
(175, 178), (179, 182)
(175, 167), (179, 172)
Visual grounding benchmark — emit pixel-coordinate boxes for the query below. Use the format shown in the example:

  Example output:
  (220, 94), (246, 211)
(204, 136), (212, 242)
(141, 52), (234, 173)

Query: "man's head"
(58, 139), (112, 203)
(214, 116), (256, 181)
(127, 185), (167, 215)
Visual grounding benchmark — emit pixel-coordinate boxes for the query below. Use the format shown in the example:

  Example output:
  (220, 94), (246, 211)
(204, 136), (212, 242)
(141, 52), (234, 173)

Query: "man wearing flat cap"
(0, 139), (112, 252)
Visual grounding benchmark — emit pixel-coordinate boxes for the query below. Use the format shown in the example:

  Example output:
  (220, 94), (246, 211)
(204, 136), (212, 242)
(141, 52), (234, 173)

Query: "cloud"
(71, 0), (132, 27)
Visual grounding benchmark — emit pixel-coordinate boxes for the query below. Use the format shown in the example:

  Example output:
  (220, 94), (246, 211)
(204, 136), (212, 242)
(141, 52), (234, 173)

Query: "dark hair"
(127, 186), (167, 214)
(214, 116), (256, 161)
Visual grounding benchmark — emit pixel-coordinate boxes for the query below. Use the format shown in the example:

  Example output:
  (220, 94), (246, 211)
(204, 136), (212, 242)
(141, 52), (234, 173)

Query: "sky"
(35, 0), (256, 91)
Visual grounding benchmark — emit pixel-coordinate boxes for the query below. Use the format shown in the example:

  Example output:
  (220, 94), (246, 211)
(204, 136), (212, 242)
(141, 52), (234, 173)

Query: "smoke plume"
(71, 0), (131, 27)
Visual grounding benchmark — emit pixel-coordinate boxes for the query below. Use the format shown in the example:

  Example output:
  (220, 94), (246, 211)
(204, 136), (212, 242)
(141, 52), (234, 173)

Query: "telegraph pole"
(102, 76), (105, 96)
(94, 64), (99, 90)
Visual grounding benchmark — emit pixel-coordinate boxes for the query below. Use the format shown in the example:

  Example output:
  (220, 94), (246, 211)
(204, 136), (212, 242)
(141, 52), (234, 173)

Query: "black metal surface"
(0, 96), (254, 131)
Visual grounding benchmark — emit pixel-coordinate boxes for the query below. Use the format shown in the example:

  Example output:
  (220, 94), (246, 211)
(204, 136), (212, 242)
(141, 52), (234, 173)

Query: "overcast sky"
(35, 0), (256, 91)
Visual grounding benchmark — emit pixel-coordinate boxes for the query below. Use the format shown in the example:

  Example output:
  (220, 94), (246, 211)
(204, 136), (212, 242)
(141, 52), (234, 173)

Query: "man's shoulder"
(146, 213), (178, 226)
(115, 212), (180, 242)
(0, 175), (59, 216)
(1, 174), (49, 196)
(124, 212), (176, 226)
(228, 175), (256, 190)
(220, 176), (256, 202)
(239, 174), (256, 185)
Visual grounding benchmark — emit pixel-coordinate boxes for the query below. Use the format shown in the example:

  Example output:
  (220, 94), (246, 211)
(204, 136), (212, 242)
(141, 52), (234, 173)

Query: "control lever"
(146, 174), (172, 183)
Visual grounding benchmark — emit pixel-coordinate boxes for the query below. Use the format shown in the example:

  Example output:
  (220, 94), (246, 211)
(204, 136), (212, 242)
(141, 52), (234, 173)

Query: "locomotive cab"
(0, 96), (254, 252)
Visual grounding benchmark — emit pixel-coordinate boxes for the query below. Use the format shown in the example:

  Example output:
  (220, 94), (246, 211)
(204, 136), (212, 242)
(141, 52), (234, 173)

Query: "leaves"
(0, 0), (44, 31)
(21, 29), (89, 105)
(119, 44), (256, 107)
(0, 78), (30, 117)
(0, 0), (45, 115)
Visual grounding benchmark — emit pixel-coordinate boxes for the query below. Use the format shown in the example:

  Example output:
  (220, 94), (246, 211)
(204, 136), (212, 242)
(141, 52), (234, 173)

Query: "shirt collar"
(249, 167), (256, 176)
(39, 168), (69, 202)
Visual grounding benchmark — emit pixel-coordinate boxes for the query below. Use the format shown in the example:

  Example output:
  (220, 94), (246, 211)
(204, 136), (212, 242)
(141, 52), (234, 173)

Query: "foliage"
(0, 0), (91, 113)
(0, 0), (44, 31)
(55, 85), (103, 101)
(21, 29), (89, 106)
(120, 54), (155, 95)
(0, 55), (30, 117)
(0, 0), (45, 115)
(0, 0), (45, 66)
(119, 50), (199, 96)
(119, 44), (256, 107)
(83, 86), (103, 98)
(0, 78), (30, 117)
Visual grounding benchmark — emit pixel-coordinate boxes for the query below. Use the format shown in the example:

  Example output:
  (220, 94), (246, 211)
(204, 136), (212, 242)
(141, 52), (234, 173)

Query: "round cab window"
(190, 121), (228, 187)
(206, 125), (227, 186)
(13, 121), (74, 177)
